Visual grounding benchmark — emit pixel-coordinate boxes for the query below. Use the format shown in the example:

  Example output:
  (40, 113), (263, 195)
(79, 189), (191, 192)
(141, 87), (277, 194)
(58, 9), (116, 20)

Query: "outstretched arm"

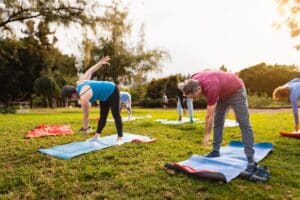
(80, 56), (110, 81)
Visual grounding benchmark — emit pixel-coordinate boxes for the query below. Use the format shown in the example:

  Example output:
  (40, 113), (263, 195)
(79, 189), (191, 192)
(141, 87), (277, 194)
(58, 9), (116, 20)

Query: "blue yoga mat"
(167, 141), (273, 182)
(39, 133), (154, 159)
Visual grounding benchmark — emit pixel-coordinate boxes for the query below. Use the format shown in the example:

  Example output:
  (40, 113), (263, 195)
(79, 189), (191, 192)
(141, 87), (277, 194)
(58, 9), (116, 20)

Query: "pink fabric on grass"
(26, 124), (73, 138)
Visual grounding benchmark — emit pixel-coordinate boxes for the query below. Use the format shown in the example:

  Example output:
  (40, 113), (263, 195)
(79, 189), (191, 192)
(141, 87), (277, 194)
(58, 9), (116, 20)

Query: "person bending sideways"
(180, 70), (257, 176)
(61, 56), (124, 145)
(273, 78), (300, 133)
(162, 93), (168, 109)
(177, 83), (194, 123)
(120, 91), (132, 119)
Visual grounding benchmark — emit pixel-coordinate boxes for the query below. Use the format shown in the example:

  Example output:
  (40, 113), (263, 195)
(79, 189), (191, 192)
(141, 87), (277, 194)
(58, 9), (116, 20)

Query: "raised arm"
(79, 56), (110, 81)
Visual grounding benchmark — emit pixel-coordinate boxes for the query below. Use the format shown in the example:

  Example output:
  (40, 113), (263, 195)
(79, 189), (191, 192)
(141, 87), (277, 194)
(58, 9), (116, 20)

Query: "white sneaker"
(87, 134), (100, 142)
(117, 138), (124, 145)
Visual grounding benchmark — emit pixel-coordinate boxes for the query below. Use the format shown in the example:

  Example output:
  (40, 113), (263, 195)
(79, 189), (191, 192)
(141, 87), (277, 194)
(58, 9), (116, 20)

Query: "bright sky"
(56, 0), (300, 77)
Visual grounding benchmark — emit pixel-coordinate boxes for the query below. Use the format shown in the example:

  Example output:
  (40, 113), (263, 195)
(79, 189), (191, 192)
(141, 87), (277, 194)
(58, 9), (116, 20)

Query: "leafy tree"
(275, 0), (300, 49)
(146, 78), (168, 100)
(0, 37), (46, 106)
(26, 20), (78, 86)
(145, 74), (185, 99)
(0, 0), (103, 38)
(83, 1), (170, 84)
(129, 84), (147, 105)
(34, 76), (59, 108)
(0, 24), (77, 107)
(239, 63), (300, 96)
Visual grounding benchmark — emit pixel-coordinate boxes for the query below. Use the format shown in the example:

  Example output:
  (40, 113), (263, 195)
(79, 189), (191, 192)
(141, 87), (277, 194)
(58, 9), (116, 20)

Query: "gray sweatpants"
(213, 87), (255, 163)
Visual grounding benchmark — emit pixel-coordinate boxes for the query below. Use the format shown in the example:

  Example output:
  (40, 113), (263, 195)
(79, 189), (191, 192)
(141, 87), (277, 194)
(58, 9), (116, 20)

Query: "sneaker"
(86, 134), (100, 142)
(117, 138), (124, 145)
(205, 150), (220, 158)
(249, 166), (270, 182)
(79, 126), (93, 134)
(240, 163), (257, 178)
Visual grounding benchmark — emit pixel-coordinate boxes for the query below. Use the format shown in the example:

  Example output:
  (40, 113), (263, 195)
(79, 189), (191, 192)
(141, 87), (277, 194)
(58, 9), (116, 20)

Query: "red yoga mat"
(279, 131), (300, 139)
(25, 124), (73, 138)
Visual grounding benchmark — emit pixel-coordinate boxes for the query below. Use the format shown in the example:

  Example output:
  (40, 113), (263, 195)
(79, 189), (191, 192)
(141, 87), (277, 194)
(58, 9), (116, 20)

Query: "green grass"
(0, 108), (299, 200)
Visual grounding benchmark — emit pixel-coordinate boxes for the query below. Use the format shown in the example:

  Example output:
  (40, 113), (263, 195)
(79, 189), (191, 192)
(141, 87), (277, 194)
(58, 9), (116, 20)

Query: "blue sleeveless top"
(76, 80), (116, 102)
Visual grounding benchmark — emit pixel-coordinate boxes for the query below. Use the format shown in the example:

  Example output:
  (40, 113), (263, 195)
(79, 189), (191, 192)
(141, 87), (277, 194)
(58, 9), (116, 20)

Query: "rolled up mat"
(165, 141), (273, 182)
(39, 133), (156, 159)
(279, 131), (300, 138)
(25, 124), (73, 138)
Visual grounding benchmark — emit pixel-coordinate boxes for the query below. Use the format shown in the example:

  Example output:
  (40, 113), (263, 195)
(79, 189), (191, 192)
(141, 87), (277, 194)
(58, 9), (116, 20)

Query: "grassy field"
(0, 108), (299, 200)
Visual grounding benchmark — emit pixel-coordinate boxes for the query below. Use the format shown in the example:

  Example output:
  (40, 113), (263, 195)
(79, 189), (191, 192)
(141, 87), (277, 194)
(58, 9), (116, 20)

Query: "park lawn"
(0, 108), (299, 200)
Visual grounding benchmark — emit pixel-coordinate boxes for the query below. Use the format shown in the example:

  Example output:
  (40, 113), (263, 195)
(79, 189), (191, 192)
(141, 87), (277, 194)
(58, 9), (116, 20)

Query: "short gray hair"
(182, 79), (200, 95)
(177, 82), (185, 91)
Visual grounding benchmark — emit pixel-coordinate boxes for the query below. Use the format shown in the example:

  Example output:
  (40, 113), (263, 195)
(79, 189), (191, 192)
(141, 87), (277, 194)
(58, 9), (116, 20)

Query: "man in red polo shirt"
(181, 70), (256, 177)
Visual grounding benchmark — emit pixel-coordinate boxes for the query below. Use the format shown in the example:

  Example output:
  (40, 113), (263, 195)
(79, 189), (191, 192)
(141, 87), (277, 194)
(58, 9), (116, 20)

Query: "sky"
(56, 0), (300, 77)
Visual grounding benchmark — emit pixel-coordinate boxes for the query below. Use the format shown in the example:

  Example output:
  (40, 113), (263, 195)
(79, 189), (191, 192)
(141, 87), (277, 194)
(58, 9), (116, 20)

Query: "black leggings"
(97, 86), (123, 137)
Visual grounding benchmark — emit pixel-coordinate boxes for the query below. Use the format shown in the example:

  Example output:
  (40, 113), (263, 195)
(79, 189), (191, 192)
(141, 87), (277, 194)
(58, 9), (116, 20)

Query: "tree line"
(130, 64), (300, 108)
(0, 0), (169, 109)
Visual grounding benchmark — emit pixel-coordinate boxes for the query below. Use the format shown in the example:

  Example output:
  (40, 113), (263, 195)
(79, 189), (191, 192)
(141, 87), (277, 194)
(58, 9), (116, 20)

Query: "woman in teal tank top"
(61, 56), (124, 144)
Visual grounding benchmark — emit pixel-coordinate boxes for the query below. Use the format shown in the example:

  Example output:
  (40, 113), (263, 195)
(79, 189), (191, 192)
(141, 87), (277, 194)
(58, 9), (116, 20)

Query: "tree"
(129, 84), (147, 105)
(275, 0), (300, 49)
(239, 63), (300, 96)
(145, 74), (185, 99)
(23, 20), (78, 86)
(0, 28), (77, 107)
(0, 0), (104, 38)
(34, 76), (59, 108)
(0, 37), (46, 106)
(83, 1), (170, 84)
(146, 78), (168, 100)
